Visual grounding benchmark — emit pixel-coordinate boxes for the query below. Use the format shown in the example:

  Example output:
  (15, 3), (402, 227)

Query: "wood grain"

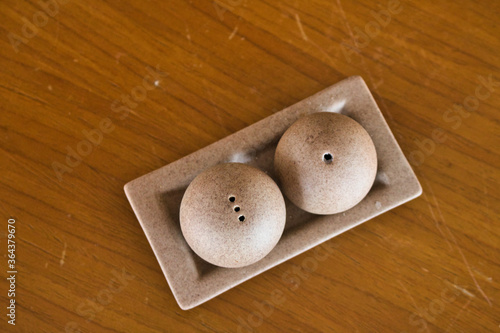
(0, 0), (499, 332)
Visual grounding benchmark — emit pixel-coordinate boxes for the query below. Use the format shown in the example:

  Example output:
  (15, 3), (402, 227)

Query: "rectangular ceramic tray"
(124, 76), (422, 310)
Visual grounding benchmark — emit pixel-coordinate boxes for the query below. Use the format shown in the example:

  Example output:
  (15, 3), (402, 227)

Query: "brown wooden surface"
(1, 0), (499, 332)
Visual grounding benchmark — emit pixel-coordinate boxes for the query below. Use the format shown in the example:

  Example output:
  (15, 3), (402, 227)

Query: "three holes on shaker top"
(323, 153), (333, 164)
(229, 196), (245, 222)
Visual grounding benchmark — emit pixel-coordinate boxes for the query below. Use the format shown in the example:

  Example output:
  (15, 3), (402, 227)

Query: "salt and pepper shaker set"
(180, 112), (377, 268)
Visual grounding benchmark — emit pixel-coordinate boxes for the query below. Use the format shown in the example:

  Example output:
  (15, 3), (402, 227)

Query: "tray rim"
(124, 76), (422, 310)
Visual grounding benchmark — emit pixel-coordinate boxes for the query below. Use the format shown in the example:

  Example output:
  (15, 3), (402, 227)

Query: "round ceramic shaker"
(274, 112), (377, 215)
(180, 163), (286, 268)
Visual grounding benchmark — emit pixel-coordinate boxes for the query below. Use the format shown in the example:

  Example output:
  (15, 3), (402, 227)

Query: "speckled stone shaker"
(274, 112), (377, 215)
(180, 163), (286, 268)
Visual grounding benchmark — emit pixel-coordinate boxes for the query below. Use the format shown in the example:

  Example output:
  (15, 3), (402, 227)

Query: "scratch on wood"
(422, 179), (455, 244)
(445, 298), (472, 333)
(335, 0), (353, 41)
(229, 26), (238, 40)
(115, 52), (128, 64)
(397, 280), (431, 333)
(294, 13), (308, 41)
(60, 242), (67, 266)
(23, 238), (58, 258)
(337, 248), (360, 265)
(202, 80), (226, 132)
(425, 178), (492, 307)
(310, 38), (336, 65)
(442, 277), (476, 299)
(472, 268), (493, 283)
(451, 283), (475, 298)
(422, 192), (453, 250)
(452, 239), (492, 306)
(334, 0), (395, 124)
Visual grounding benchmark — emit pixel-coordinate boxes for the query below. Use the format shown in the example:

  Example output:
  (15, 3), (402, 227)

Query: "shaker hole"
(238, 215), (245, 222)
(234, 206), (240, 212)
(323, 153), (333, 164)
(229, 196), (236, 202)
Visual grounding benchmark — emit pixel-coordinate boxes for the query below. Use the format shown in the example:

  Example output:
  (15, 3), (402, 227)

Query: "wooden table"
(1, 0), (499, 332)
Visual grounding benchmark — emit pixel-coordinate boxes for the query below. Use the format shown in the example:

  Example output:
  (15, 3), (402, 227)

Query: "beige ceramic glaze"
(180, 163), (286, 268)
(275, 112), (377, 215)
(124, 76), (422, 310)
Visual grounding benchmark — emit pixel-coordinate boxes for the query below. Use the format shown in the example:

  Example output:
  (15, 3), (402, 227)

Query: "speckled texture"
(275, 112), (377, 215)
(124, 76), (422, 310)
(180, 163), (286, 268)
